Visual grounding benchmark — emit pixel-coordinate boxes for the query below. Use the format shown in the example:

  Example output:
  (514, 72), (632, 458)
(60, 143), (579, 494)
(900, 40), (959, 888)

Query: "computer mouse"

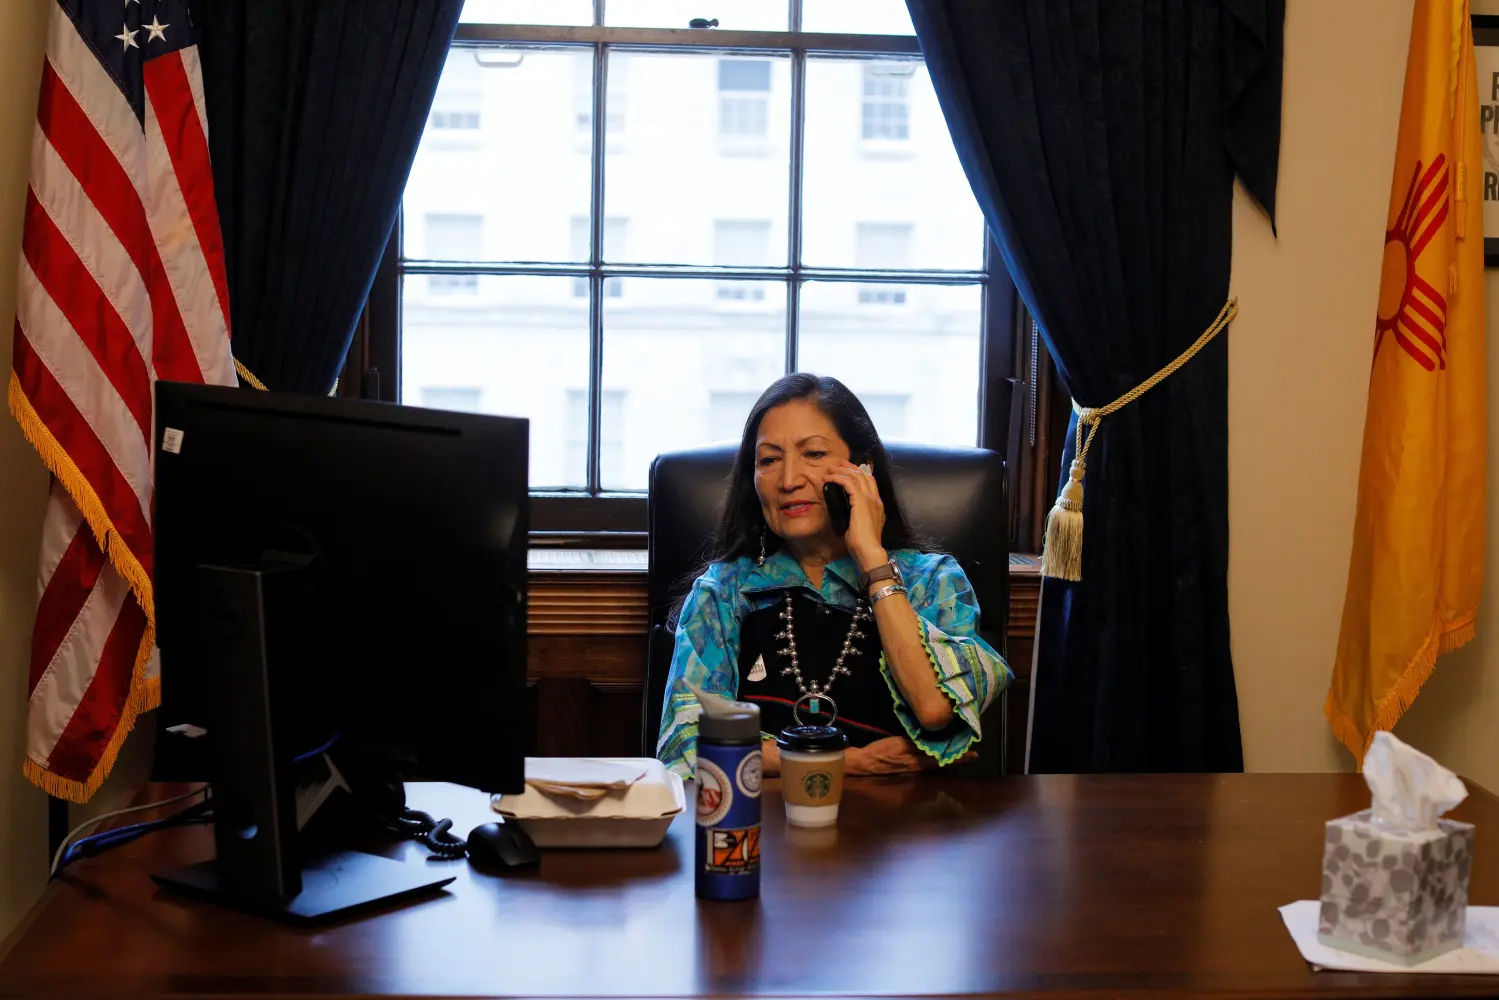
(465, 821), (540, 871)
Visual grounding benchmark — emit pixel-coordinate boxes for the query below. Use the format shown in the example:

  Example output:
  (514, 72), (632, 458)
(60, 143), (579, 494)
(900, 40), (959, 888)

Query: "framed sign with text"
(1475, 15), (1499, 265)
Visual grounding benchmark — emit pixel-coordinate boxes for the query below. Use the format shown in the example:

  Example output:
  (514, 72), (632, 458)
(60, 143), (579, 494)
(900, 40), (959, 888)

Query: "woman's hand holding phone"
(823, 460), (886, 571)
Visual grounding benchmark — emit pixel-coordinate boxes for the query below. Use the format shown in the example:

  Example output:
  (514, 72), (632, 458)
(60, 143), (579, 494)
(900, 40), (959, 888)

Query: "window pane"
(601, 277), (786, 490)
(708, 390), (761, 442)
(425, 213), (484, 260)
(861, 63), (909, 140)
(801, 0), (914, 34)
(573, 51), (628, 135)
(461, 0), (593, 25)
(420, 387), (484, 412)
(405, 47), (592, 263)
(569, 216), (630, 296)
(801, 57), (983, 270)
(604, 52), (790, 265)
(605, 0), (786, 30)
(714, 219), (774, 300)
(719, 59), (771, 91)
(798, 281), (980, 446)
(401, 275), (591, 488)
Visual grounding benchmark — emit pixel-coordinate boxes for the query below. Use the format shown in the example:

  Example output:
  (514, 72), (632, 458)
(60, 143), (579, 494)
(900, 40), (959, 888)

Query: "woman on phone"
(656, 373), (1011, 779)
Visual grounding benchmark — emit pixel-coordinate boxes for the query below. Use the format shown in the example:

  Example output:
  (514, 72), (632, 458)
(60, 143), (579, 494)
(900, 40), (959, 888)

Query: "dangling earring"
(757, 527), (767, 566)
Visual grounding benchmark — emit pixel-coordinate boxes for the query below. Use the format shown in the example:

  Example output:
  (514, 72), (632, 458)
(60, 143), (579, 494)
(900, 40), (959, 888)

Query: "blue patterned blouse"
(656, 548), (1012, 778)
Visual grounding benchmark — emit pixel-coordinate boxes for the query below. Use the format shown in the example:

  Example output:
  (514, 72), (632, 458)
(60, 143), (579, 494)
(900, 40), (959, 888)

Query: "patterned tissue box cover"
(1318, 809), (1475, 965)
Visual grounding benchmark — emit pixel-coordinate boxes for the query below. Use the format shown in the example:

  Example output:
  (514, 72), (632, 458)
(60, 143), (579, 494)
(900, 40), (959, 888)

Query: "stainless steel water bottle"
(691, 686), (762, 901)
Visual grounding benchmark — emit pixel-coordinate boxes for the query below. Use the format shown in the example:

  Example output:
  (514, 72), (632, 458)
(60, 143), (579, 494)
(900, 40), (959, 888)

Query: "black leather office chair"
(643, 442), (1010, 775)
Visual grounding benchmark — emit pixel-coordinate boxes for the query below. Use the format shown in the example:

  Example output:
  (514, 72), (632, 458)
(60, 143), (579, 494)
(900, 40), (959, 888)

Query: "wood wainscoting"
(525, 552), (1041, 772)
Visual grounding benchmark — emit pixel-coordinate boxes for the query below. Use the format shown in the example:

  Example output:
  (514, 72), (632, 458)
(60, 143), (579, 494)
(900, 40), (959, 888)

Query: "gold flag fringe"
(14, 353), (299, 800)
(23, 631), (158, 804)
(1324, 612), (1478, 770)
(10, 374), (161, 802)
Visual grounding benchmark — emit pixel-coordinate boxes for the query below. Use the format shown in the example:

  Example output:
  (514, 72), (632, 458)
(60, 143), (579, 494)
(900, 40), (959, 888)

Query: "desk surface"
(4, 773), (1499, 999)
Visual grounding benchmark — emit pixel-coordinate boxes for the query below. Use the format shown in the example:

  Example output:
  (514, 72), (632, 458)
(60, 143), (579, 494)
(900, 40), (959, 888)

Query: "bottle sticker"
(161, 428), (184, 454)
(695, 758), (733, 827)
(736, 750), (762, 798)
(706, 825), (760, 874)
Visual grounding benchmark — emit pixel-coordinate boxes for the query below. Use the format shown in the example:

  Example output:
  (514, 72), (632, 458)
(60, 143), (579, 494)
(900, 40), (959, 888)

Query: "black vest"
(735, 590), (903, 747)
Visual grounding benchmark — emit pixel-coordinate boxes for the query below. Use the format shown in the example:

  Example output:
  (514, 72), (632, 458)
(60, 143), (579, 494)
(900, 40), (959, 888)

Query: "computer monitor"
(151, 382), (529, 921)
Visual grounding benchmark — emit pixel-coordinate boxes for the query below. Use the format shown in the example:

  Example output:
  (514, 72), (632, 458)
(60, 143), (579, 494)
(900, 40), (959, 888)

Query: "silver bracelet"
(869, 583), (908, 606)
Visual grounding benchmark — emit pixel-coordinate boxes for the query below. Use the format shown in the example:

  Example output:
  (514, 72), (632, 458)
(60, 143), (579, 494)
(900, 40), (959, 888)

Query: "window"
(425, 49), (486, 145)
(714, 220), (772, 301)
(859, 392), (909, 438)
(420, 386), (483, 412)
(861, 62), (912, 140)
(570, 216), (627, 298)
(709, 390), (761, 441)
(575, 52), (626, 133)
(567, 388), (626, 487)
(430, 109), (481, 130)
(381, 12), (1025, 538)
(424, 213), (482, 294)
(855, 222), (911, 305)
(718, 59), (771, 137)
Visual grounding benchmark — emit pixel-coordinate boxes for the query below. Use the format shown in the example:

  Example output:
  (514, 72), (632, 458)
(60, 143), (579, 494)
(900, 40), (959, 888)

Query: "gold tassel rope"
(1040, 297), (1239, 582)
(234, 357), (268, 390)
(234, 358), (339, 396)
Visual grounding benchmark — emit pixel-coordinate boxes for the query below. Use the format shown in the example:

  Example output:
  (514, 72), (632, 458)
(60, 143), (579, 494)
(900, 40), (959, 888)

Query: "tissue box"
(1318, 809), (1475, 965)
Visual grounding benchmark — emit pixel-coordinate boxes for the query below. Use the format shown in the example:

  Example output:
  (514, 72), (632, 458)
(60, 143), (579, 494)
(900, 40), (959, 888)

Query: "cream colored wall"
(0, 0), (54, 941)
(1231, 0), (1499, 792)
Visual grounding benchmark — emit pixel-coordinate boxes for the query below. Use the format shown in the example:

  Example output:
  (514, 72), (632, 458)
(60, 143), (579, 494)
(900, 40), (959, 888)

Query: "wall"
(0, 0), (53, 941)
(1230, 0), (1499, 792)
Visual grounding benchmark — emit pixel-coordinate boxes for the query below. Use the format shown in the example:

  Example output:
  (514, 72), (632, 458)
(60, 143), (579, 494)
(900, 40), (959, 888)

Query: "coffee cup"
(776, 694), (848, 828)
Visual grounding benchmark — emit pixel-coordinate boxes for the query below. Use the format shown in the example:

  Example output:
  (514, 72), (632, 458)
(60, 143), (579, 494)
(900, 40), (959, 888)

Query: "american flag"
(11, 0), (235, 803)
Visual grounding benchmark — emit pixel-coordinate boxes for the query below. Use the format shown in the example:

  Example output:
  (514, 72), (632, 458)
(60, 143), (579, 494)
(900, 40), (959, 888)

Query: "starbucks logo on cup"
(803, 771), (832, 800)
(696, 759), (733, 827)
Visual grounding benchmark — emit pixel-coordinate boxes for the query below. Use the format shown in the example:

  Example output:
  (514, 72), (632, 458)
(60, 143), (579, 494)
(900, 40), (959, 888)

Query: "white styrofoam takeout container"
(490, 757), (685, 849)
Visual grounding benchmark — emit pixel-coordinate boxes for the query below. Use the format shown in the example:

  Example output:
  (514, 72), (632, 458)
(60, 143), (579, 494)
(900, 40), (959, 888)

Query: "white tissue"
(1364, 730), (1468, 834)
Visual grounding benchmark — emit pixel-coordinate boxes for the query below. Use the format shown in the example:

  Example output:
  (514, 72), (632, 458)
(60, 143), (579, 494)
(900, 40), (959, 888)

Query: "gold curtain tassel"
(1039, 297), (1238, 582)
(1040, 458), (1086, 582)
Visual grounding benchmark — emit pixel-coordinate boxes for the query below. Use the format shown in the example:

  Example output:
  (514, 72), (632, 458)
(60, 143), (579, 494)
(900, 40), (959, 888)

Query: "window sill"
(526, 548), (1042, 659)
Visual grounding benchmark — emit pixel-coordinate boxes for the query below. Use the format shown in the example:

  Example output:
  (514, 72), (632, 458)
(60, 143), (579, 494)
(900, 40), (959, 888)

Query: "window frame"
(357, 15), (1035, 545)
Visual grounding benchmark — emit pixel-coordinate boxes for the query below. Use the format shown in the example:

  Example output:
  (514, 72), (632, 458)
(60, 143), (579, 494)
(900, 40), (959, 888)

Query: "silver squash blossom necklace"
(775, 593), (872, 715)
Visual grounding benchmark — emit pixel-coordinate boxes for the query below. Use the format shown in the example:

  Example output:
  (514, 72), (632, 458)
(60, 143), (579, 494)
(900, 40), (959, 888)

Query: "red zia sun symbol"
(1374, 155), (1449, 371)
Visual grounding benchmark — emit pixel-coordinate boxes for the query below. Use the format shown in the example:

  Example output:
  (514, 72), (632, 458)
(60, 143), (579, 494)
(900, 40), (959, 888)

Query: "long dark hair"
(708, 373), (921, 564)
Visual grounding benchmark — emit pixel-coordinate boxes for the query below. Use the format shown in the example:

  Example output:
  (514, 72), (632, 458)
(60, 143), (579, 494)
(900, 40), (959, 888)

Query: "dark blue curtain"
(907, 0), (1282, 771)
(197, 0), (462, 394)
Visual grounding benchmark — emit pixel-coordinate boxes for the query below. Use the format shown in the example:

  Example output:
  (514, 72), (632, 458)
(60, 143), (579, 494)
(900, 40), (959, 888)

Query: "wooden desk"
(3, 773), (1498, 999)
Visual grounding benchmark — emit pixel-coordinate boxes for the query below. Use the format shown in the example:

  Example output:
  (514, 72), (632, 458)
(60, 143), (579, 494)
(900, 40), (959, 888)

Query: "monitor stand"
(151, 563), (454, 925)
(153, 849), (453, 925)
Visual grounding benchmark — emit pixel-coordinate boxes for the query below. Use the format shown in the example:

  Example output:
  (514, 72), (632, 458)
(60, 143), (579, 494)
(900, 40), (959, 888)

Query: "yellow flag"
(1326, 0), (1486, 766)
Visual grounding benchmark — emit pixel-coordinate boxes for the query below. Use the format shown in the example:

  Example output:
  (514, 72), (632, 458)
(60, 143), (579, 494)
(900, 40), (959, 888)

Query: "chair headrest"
(646, 441), (1006, 617)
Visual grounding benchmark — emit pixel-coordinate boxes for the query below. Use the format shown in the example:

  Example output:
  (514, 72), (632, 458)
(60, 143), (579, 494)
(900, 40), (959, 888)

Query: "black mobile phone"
(822, 460), (870, 536)
(823, 481), (851, 535)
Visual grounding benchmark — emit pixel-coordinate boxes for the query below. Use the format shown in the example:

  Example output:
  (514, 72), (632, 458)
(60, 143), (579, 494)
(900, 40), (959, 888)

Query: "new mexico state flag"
(1326, 0), (1486, 766)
